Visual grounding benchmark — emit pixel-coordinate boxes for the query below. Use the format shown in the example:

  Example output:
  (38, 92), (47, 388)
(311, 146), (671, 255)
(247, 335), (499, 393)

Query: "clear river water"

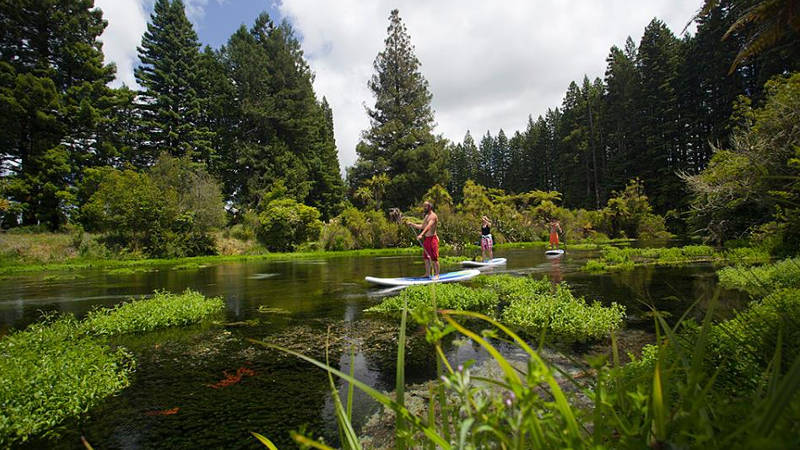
(0, 246), (748, 449)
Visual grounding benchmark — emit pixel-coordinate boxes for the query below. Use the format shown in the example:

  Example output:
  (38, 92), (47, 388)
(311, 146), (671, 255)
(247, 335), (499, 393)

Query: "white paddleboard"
(461, 258), (507, 267)
(365, 269), (481, 287)
(545, 249), (565, 256)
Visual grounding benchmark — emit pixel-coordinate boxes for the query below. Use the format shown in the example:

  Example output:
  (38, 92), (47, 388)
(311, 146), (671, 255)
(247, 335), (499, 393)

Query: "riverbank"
(0, 230), (629, 275)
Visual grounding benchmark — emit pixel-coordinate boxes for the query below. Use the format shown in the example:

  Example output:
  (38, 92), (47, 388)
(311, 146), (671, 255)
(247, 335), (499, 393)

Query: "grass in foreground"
(256, 286), (800, 449)
(0, 289), (224, 446)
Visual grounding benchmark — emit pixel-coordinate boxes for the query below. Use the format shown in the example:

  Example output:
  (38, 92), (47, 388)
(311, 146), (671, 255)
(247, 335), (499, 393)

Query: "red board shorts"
(549, 231), (559, 246)
(423, 235), (439, 261)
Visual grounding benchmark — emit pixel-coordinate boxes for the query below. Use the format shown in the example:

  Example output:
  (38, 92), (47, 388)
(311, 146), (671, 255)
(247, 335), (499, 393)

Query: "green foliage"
(0, 316), (133, 446)
(717, 258), (800, 295)
(583, 244), (719, 272)
(369, 275), (625, 343)
(79, 155), (223, 257)
(264, 298), (800, 449)
(684, 73), (800, 249)
(319, 207), (403, 251)
(366, 283), (500, 321)
(711, 288), (800, 390)
(256, 195), (323, 252)
(485, 276), (626, 342)
(81, 289), (224, 336)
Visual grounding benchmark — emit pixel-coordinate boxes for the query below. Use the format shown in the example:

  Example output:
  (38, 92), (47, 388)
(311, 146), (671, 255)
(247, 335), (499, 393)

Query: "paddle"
(389, 207), (430, 260)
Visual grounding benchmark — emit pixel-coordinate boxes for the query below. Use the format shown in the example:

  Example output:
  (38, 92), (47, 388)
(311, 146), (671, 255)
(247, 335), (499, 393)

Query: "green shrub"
(81, 289), (224, 336)
(711, 288), (800, 390)
(717, 257), (800, 295)
(0, 316), (133, 446)
(256, 198), (322, 252)
(79, 155), (224, 258)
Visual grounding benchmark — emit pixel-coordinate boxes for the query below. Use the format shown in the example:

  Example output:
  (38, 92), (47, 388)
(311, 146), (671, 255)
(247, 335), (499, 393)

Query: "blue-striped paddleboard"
(365, 269), (481, 287)
(461, 258), (507, 267)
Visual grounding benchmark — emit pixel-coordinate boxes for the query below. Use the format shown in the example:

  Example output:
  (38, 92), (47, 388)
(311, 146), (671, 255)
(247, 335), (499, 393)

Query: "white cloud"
(95, 0), (148, 88)
(279, 0), (701, 170)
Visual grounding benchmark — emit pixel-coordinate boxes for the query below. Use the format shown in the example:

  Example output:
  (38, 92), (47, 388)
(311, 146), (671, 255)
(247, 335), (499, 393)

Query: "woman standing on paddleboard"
(480, 216), (493, 262)
(548, 218), (562, 250)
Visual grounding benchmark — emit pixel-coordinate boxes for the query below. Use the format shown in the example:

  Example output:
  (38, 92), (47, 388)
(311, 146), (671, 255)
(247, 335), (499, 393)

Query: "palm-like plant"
(693, 0), (800, 73)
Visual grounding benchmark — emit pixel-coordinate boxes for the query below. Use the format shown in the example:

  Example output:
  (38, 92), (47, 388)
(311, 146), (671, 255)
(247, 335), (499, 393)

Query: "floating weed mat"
(0, 289), (224, 445)
(367, 275), (625, 343)
(81, 289), (224, 336)
(0, 316), (133, 447)
(582, 245), (771, 272)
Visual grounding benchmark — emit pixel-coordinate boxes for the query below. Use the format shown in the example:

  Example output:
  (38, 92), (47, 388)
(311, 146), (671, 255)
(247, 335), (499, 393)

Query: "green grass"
(0, 289), (224, 445)
(717, 257), (800, 295)
(258, 293), (800, 448)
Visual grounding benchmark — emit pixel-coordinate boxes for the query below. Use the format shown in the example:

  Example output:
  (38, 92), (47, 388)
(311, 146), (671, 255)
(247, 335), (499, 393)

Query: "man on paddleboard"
(405, 201), (439, 279)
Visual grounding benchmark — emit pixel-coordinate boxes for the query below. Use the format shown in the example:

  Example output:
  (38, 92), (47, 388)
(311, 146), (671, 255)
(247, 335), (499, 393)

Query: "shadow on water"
(3, 247), (748, 448)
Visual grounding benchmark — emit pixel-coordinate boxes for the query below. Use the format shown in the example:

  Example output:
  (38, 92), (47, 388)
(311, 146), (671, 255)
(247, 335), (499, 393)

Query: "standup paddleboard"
(365, 269), (481, 287)
(461, 258), (507, 267)
(545, 249), (565, 256)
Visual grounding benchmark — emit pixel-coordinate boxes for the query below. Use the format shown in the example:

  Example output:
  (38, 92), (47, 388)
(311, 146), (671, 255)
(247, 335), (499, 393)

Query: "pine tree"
(349, 9), (447, 209)
(0, 0), (115, 228)
(135, 0), (213, 165)
(635, 19), (682, 212)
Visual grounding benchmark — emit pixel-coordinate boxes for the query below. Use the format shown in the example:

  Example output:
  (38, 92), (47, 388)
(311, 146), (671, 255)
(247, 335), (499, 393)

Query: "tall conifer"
(135, 0), (213, 165)
(349, 9), (447, 208)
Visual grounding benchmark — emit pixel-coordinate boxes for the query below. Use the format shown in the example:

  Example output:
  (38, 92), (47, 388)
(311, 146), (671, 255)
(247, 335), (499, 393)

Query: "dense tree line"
(447, 1), (799, 217)
(0, 0), (344, 232)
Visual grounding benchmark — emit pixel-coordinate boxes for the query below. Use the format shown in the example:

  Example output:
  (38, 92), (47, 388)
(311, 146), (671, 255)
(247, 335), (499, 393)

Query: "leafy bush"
(79, 155), (224, 257)
(82, 289), (224, 336)
(717, 257), (800, 295)
(256, 198), (322, 252)
(0, 316), (133, 446)
(319, 221), (356, 251)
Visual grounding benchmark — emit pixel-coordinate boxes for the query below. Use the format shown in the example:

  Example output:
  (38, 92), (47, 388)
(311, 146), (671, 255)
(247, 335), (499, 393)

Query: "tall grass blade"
(652, 358), (667, 445)
(250, 432), (279, 450)
(441, 310), (584, 444)
(248, 338), (451, 449)
(347, 345), (355, 421)
(395, 299), (408, 449)
(326, 339), (362, 449)
(290, 432), (337, 450)
(756, 344), (800, 436)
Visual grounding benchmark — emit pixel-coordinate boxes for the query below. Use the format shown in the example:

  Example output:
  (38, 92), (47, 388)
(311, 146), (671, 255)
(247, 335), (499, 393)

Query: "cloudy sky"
(95, 0), (701, 170)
